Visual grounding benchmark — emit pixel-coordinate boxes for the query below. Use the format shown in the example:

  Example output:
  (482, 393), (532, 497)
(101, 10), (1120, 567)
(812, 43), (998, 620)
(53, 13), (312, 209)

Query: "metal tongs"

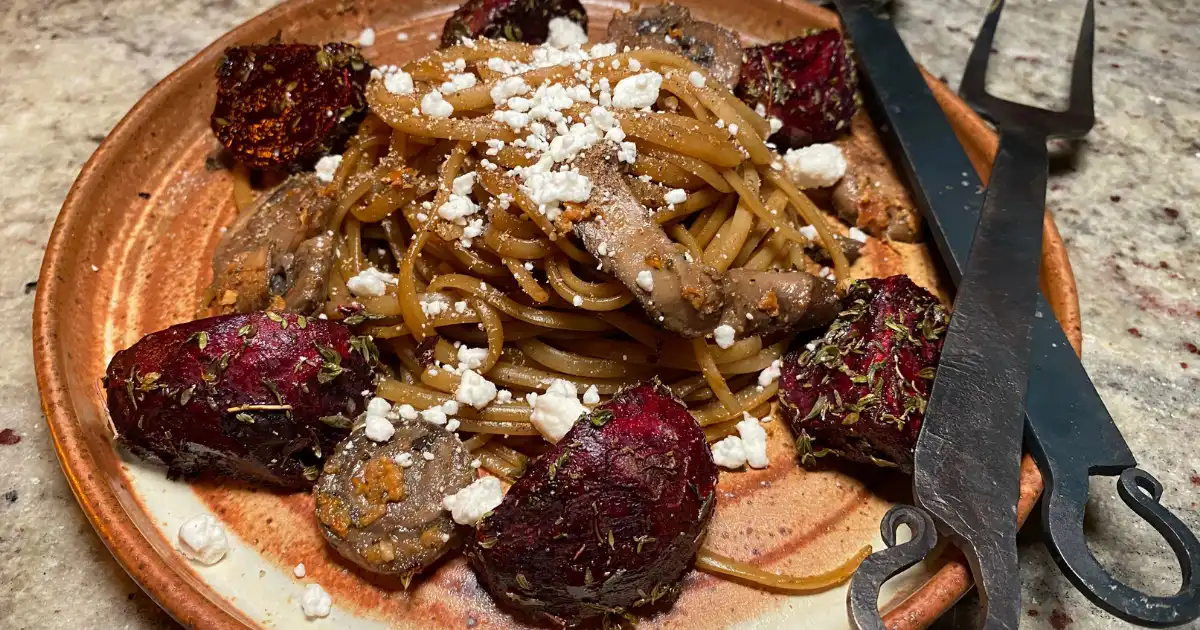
(834, 0), (1200, 627)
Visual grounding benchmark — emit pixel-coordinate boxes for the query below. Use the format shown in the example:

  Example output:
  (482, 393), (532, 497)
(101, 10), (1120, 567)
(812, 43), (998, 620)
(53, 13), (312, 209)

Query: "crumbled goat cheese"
(300, 583), (333, 618)
(383, 68), (414, 95)
(420, 295), (449, 317)
(420, 406), (447, 425)
(495, 389), (513, 404)
(396, 404), (419, 420)
(178, 514), (228, 565)
(713, 324), (736, 349)
(363, 397), (396, 442)
(848, 227), (869, 243)
(293, 563), (306, 578)
(711, 436), (748, 469)
(456, 369), (498, 408)
(396, 32), (409, 42)
(357, 27), (376, 47)
(454, 300), (469, 314)
(636, 270), (655, 292)
(522, 170), (592, 218)
(452, 172), (476, 196)
(420, 90), (455, 118)
(440, 72), (478, 94)
(457, 345), (488, 371)
(799, 225), (819, 241)
(443, 475), (504, 525)
(688, 71), (707, 88)
(572, 295), (584, 307)
(314, 154), (342, 183)
(394, 452), (415, 467)
(346, 267), (398, 297)
(758, 359), (782, 387)
(769, 117), (784, 134)
(528, 379), (587, 443)
(582, 385), (600, 405)
(611, 72), (663, 109)
(490, 76), (530, 106)
(664, 188), (687, 205)
(422, 451), (436, 461)
(437, 194), (479, 224)
(617, 141), (637, 163)
(628, 58), (642, 71)
(446, 418), (461, 432)
(783, 144), (847, 189)
(737, 414), (769, 468)
(547, 16), (589, 49)
(755, 103), (767, 116)
(728, 123), (739, 135)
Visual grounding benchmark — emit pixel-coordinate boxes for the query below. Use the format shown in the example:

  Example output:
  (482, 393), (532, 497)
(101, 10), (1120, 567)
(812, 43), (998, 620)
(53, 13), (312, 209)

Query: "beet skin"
(441, 0), (588, 47)
(467, 380), (718, 626)
(212, 42), (372, 169)
(105, 311), (376, 488)
(779, 275), (947, 474)
(736, 29), (859, 149)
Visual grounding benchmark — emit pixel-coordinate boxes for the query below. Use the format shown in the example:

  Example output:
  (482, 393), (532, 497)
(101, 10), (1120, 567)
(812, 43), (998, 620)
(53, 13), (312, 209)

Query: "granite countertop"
(1, 0), (1196, 628)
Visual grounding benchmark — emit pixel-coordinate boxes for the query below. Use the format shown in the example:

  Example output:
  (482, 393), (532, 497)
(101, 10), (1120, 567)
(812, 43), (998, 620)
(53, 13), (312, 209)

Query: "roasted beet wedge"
(467, 380), (718, 626)
(441, 0), (588, 47)
(737, 29), (859, 148)
(779, 276), (947, 473)
(105, 311), (377, 488)
(212, 42), (371, 169)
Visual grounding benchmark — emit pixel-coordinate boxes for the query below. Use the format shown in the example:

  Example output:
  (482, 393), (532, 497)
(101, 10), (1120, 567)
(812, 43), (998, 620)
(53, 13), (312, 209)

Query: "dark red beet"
(212, 42), (371, 169)
(778, 276), (947, 474)
(441, 0), (588, 47)
(467, 380), (717, 626)
(105, 311), (377, 488)
(736, 29), (859, 148)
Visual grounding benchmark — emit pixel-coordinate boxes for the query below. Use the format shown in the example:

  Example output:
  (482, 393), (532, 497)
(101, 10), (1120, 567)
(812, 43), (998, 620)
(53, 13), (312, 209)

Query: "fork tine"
(959, 0), (1006, 103)
(1067, 0), (1096, 126)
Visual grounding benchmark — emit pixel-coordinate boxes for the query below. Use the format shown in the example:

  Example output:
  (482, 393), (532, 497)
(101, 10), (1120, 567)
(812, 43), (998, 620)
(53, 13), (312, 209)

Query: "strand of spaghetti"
(472, 297), (505, 373)
(441, 242), (511, 279)
(714, 342), (785, 375)
(420, 365), (460, 394)
(477, 170), (592, 263)
(667, 70), (773, 165)
(484, 224), (553, 258)
(427, 274), (609, 330)
(545, 263), (634, 311)
(345, 217), (367, 274)
(704, 419), (740, 442)
(667, 224), (704, 259)
(516, 339), (657, 379)
(549, 257), (626, 298)
(462, 433), (493, 451)
(649, 146), (734, 193)
(628, 152), (705, 189)
(702, 202), (755, 273)
(654, 187), (723, 224)
(668, 374), (708, 398)
(693, 382), (779, 425)
(444, 63), (578, 111)
(231, 163), (254, 212)
(731, 189), (788, 268)
(616, 110), (744, 167)
(483, 442), (529, 469)
(330, 176), (373, 230)
(404, 39), (535, 80)
(475, 451), (520, 483)
(503, 257), (550, 303)
(377, 377), (453, 409)
(456, 418), (541, 437)
(562, 338), (657, 364)
(594, 311), (662, 348)
(624, 49), (770, 138)
(485, 361), (637, 396)
(763, 168), (851, 286)
(397, 230), (432, 339)
(694, 546), (871, 592)
(374, 106), (519, 143)
(722, 168), (815, 248)
(658, 71), (711, 123)
(691, 338), (740, 413)
(742, 229), (790, 271)
(692, 194), (735, 247)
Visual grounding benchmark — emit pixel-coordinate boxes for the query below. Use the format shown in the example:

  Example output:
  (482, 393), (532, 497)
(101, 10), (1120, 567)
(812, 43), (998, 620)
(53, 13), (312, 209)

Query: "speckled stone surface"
(0, 0), (1196, 628)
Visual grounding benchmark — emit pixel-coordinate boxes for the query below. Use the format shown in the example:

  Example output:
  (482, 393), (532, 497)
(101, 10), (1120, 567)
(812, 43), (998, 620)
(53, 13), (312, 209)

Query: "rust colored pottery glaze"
(33, 0), (1082, 628)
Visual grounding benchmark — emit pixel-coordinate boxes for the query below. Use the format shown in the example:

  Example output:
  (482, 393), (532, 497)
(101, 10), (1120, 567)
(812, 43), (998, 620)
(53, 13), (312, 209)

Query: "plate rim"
(32, 0), (1083, 627)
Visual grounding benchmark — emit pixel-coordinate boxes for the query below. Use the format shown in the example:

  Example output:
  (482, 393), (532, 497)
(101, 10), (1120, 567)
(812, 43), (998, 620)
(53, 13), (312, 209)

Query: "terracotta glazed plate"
(33, 0), (1083, 628)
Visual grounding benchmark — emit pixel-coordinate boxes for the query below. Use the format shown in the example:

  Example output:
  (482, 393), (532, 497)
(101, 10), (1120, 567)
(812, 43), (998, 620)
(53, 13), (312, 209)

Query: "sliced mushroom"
(831, 112), (922, 242)
(607, 3), (743, 89)
(573, 147), (840, 339)
(204, 174), (337, 315)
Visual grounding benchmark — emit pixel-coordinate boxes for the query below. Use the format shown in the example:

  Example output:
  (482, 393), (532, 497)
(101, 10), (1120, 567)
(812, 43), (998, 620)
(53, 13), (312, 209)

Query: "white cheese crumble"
(547, 17), (589, 49)
(713, 324), (736, 349)
(394, 452), (415, 467)
(664, 188), (687, 205)
(522, 170), (592, 218)
(490, 76), (530, 106)
(178, 514), (228, 565)
(396, 32), (409, 42)
(437, 193), (479, 224)
(420, 406), (447, 426)
(383, 68), (414, 95)
(783, 144), (847, 189)
(798, 225), (819, 241)
(572, 295), (584, 307)
(495, 389), (513, 404)
(582, 385), (600, 405)
(396, 404), (419, 420)
(769, 117), (784, 134)
(420, 90), (455, 118)
(420, 294), (449, 317)
(314, 154), (342, 183)
(293, 563), (306, 578)
(452, 172), (476, 196)
(527, 379), (587, 443)
(443, 475), (504, 525)
(636, 270), (655, 292)
(688, 71), (707, 88)
(711, 436), (748, 469)
(737, 414), (769, 468)
(456, 369), (498, 408)
(758, 359), (782, 387)
(617, 141), (637, 164)
(357, 27), (376, 47)
(440, 72), (478, 94)
(848, 227), (869, 243)
(345, 267), (398, 298)
(611, 72), (663, 109)
(363, 397), (395, 442)
(457, 345), (488, 371)
(300, 583), (333, 618)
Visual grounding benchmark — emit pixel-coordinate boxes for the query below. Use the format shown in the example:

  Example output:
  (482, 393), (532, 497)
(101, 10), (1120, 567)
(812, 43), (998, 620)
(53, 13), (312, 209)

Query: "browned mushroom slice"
(607, 3), (743, 89)
(573, 148), (839, 339)
(204, 174), (336, 315)
(831, 112), (922, 242)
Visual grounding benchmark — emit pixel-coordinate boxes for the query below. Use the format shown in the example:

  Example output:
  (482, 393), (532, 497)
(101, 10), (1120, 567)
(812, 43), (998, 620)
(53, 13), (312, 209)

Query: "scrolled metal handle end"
(847, 505), (939, 630)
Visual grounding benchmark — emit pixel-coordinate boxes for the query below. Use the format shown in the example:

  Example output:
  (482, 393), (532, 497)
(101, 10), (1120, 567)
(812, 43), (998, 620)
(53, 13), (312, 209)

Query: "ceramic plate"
(33, 0), (1082, 627)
